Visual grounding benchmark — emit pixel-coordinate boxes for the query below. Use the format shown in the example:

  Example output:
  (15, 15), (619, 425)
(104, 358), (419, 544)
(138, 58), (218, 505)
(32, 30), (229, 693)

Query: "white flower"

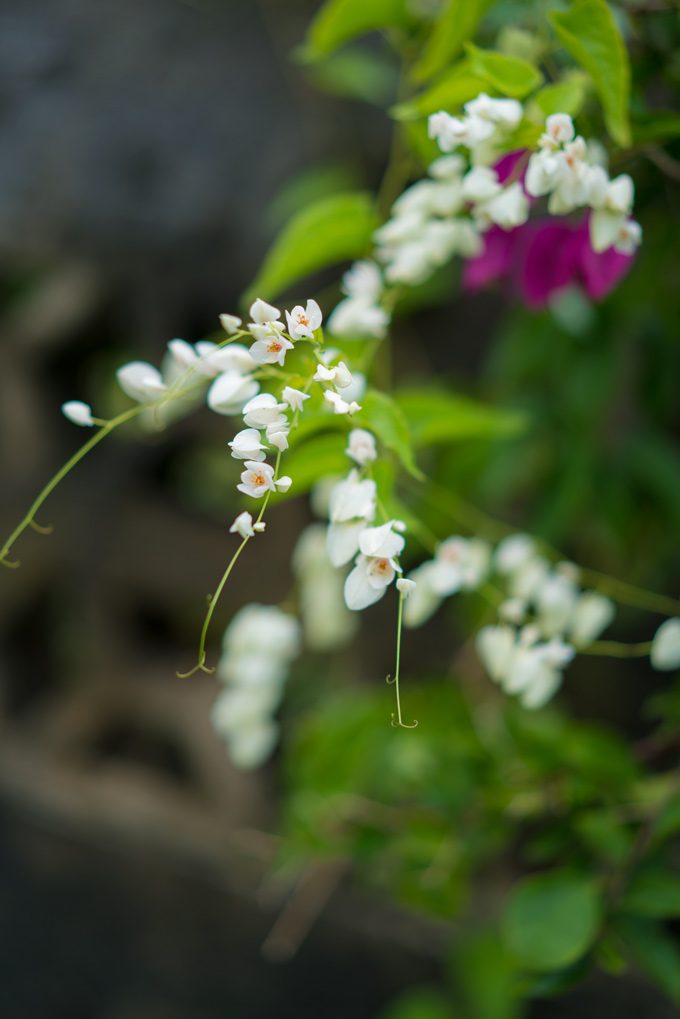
(462, 166), (501, 203)
(476, 624), (516, 683)
(249, 332), (294, 367)
(569, 592), (615, 647)
(547, 138), (590, 214)
(326, 520), (368, 566)
(508, 556), (551, 601)
(333, 362), (354, 389)
(229, 511), (255, 539)
(384, 242), (432, 285)
(222, 604), (301, 663)
(167, 338), (199, 372)
(540, 113), (575, 148)
(613, 219), (642, 255)
(402, 562), (443, 627)
(116, 361), (167, 402)
(592, 174), (635, 215)
(344, 554), (397, 611)
(212, 686), (281, 736)
(525, 150), (561, 197)
(535, 572), (579, 637)
(429, 154), (466, 180)
(219, 313), (242, 335)
(228, 428), (267, 461)
(242, 393), (287, 428)
(428, 537), (490, 596)
(509, 648), (563, 709)
(267, 427), (289, 452)
(62, 400), (95, 427)
(347, 428), (377, 466)
(328, 298), (390, 339)
(237, 460), (276, 498)
(195, 342), (255, 376)
(227, 721), (280, 770)
(397, 578), (416, 597)
(285, 299), (322, 340)
(428, 111), (468, 152)
(650, 619), (680, 671)
(324, 390), (361, 415)
(248, 298), (281, 326)
(314, 363), (336, 383)
(274, 475), (292, 492)
(479, 182), (529, 229)
(359, 521), (405, 560)
(207, 372), (259, 416)
(342, 261), (383, 302)
(495, 534), (535, 574)
(465, 93), (523, 130)
(294, 525), (358, 651)
(329, 470), (376, 523)
(499, 598), (527, 624)
(282, 386), (309, 412)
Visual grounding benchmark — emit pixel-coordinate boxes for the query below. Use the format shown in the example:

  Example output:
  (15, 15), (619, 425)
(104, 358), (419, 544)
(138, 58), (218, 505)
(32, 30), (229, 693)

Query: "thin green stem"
(177, 533), (252, 678)
(582, 639), (654, 658)
(1, 405), (143, 568)
(388, 591), (418, 729)
(577, 569), (680, 618)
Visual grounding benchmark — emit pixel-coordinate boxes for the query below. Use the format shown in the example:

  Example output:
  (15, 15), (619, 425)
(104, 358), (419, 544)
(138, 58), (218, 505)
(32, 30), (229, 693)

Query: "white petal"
(344, 559), (387, 611)
(61, 400), (95, 427)
(651, 618), (680, 671)
(116, 361), (167, 402)
(249, 298), (281, 324)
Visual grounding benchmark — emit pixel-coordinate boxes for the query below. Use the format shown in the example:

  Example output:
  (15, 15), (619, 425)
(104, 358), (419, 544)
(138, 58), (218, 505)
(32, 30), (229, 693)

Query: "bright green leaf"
(465, 44), (543, 99)
(549, 0), (631, 146)
(379, 987), (451, 1019)
(304, 0), (408, 60)
(305, 48), (398, 105)
(412, 0), (494, 84)
(454, 931), (521, 1019)
(245, 192), (378, 302)
(622, 870), (680, 919)
(618, 917), (680, 1003)
(529, 76), (589, 119)
(503, 872), (601, 972)
(392, 64), (488, 120)
(356, 389), (423, 479)
(396, 388), (526, 447)
(282, 431), (349, 495)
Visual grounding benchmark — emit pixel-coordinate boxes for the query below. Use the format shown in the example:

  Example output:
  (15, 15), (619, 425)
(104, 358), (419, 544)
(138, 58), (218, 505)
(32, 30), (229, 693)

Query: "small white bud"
(219, 313), (242, 334)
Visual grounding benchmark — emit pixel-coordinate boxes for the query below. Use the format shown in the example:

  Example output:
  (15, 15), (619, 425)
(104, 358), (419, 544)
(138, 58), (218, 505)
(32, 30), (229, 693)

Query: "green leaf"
(356, 389), (423, 479)
(282, 431), (349, 495)
(412, 0), (494, 84)
(379, 988), (451, 1019)
(245, 192), (378, 302)
(503, 872), (601, 972)
(303, 0), (407, 60)
(651, 790), (680, 848)
(465, 44), (543, 99)
(392, 64), (488, 120)
(549, 0), (631, 146)
(529, 76), (589, 119)
(632, 111), (680, 144)
(305, 48), (398, 105)
(453, 931), (521, 1019)
(396, 387), (526, 447)
(618, 917), (680, 1003)
(622, 870), (680, 919)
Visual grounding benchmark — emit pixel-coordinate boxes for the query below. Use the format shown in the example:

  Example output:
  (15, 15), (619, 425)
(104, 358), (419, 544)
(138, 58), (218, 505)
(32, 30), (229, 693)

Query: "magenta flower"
(463, 214), (635, 309)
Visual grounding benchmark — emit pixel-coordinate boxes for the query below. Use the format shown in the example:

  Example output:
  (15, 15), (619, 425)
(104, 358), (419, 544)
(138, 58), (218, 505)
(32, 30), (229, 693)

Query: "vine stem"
(388, 591), (418, 729)
(1, 405), (143, 568)
(582, 639), (653, 658)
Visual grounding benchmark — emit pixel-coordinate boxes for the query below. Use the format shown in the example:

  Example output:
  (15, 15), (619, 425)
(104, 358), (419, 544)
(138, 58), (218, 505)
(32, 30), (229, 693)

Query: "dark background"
(1, 2), (679, 1016)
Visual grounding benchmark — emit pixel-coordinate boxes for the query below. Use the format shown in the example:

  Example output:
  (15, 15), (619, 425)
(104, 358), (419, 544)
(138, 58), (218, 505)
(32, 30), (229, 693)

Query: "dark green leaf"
(549, 0), (631, 146)
(245, 192), (378, 302)
(622, 870), (680, 919)
(379, 987), (452, 1019)
(453, 931), (521, 1019)
(618, 916), (680, 1003)
(503, 871), (601, 972)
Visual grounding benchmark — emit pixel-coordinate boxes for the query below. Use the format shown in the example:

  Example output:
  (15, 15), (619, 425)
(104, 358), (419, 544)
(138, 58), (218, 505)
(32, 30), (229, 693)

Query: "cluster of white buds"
(475, 534), (617, 707)
(293, 524), (358, 651)
(525, 113), (641, 254)
(327, 261), (390, 339)
(428, 92), (525, 164)
(403, 536), (493, 627)
(211, 605), (301, 768)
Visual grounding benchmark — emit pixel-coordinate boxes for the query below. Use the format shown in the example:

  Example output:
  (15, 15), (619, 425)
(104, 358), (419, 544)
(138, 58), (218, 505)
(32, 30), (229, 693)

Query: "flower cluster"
(525, 114), (641, 255)
(327, 101), (641, 340)
(211, 604), (301, 768)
